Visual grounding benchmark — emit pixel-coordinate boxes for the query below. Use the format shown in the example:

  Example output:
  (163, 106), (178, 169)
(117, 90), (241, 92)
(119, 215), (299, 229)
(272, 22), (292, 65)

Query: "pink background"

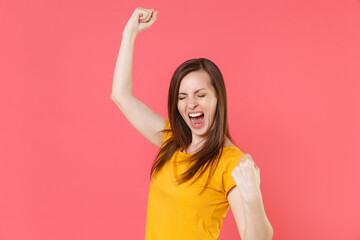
(1, 0), (360, 239)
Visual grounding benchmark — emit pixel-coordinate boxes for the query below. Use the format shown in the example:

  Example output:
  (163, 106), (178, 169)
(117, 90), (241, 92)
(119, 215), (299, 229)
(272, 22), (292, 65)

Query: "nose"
(188, 96), (198, 109)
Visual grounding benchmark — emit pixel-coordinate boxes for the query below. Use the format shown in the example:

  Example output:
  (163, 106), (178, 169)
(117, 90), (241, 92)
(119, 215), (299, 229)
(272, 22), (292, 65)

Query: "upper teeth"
(189, 113), (203, 117)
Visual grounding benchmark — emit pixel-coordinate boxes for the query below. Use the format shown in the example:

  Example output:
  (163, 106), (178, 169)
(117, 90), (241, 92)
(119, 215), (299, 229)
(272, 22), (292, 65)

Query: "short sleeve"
(221, 148), (245, 197)
(163, 119), (173, 143)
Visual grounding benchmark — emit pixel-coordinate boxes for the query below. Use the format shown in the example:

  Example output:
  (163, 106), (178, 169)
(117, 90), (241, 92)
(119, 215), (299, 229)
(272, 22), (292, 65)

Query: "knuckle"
(244, 153), (252, 158)
(240, 157), (249, 162)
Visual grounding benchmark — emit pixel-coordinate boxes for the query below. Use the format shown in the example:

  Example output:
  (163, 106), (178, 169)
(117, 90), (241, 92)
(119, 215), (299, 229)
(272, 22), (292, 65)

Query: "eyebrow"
(179, 88), (207, 95)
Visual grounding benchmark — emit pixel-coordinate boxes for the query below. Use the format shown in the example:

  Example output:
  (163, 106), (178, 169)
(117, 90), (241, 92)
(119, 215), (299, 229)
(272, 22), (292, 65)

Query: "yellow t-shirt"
(145, 119), (245, 240)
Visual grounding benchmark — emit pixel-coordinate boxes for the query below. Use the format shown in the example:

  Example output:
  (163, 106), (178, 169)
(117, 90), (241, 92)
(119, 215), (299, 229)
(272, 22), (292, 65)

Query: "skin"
(111, 7), (273, 239)
(177, 70), (218, 153)
(229, 154), (274, 239)
(111, 8), (165, 148)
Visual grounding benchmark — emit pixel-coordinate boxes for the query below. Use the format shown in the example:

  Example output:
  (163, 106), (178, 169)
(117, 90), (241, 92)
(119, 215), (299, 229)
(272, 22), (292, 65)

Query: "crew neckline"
(178, 145), (239, 155)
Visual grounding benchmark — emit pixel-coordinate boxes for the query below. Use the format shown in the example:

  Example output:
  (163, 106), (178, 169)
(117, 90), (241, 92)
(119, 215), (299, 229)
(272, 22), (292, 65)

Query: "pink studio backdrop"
(1, 0), (359, 239)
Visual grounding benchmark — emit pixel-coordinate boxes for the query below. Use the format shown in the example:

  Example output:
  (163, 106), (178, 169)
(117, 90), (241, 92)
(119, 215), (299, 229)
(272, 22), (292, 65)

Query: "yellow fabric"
(145, 119), (245, 240)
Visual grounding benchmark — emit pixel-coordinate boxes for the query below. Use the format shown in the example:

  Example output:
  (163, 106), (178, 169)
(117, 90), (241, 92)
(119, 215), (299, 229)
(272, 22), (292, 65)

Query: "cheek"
(209, 102), (217, 118)
(208, 99), (217, 111)
(177, 102), (185, 116)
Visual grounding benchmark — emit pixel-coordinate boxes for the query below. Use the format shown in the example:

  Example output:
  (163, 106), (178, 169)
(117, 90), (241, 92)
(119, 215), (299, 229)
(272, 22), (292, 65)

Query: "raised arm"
(111, 8), (165, 148)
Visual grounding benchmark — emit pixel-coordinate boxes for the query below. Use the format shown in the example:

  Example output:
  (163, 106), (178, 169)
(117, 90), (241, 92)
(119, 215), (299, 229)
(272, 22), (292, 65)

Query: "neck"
(185, 135), (206, 154)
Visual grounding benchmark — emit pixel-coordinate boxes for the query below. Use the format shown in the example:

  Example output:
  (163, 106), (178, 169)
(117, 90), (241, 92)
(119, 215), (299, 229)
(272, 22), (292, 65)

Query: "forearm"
(243, 191), (273, 240)
(111, 30), (137, 101)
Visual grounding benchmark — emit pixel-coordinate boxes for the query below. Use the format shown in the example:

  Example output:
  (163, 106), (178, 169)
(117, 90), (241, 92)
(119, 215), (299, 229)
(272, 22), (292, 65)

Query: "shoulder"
(211, 146), (245, 194)
(222, 146), (244, 159)
(164, 118), (171, 129)
(163, 119), (173, 143)
(217, 146), (245, 172)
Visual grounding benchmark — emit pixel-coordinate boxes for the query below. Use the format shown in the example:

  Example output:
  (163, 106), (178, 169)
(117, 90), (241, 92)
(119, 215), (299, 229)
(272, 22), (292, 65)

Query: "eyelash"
(178, 95), (205, 100)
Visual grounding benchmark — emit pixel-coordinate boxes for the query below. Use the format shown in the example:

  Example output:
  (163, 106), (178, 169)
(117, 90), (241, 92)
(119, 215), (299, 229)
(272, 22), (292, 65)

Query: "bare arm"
(111, 8), (165, 147)
(228, 186), (273, 240)
(228, 187), (246, 240)
(229, 154), (273, 240)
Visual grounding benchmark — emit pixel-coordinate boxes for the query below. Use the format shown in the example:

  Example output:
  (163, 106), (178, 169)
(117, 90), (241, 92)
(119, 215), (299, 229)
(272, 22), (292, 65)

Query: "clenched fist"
(231, 154), (262, 202)
(124, 7), (158, 35)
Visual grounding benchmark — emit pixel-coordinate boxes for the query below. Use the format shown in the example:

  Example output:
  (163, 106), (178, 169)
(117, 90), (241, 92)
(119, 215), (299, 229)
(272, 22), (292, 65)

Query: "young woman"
(111, 7), (273, 240)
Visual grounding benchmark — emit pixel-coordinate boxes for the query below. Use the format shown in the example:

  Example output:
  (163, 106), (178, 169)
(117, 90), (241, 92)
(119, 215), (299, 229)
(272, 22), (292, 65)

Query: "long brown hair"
(150, 58), (235, 194)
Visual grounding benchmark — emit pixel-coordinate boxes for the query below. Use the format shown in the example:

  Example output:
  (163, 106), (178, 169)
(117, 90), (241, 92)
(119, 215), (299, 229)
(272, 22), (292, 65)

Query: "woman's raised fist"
(231, 154), (262, 202)
(124, 7), (158, 35)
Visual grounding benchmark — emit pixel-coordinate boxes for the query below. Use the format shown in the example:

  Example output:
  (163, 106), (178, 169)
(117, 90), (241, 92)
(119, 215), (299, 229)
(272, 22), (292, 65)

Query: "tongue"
(192, 115), (204, 124)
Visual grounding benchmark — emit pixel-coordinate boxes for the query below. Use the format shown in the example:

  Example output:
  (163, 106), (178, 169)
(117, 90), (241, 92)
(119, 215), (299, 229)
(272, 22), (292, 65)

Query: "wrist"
(121, 30), (137, 46)
(123, 28), (137, 38)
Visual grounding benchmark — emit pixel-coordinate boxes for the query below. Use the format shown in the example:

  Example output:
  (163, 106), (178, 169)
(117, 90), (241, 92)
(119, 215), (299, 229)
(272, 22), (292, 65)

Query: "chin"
(190, 122), (210, 136)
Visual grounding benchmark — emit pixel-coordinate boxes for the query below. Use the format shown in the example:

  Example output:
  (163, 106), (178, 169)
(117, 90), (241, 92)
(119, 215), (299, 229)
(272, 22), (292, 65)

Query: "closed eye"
(198, 95), (206, 98)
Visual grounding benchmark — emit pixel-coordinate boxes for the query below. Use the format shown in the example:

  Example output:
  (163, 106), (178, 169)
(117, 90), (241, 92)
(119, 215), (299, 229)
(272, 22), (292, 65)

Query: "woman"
(111, 7), (273, 240)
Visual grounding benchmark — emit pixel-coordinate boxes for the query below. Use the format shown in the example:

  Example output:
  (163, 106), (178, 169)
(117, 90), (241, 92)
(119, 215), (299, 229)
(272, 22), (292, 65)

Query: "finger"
(137, 8), (148, 18)
(134, 7), (144, 18)
(139, 12), (148, 21)
(239, 157), (252, 166)
(141, 12), (150, 22)
(143, 10), (153, 22)
(147, 10), (157, 25)
(255, 164), (260, 173)
(132, 11), (141, 21)
(244, 154), (253, 161)
(240, 154), (252, 162)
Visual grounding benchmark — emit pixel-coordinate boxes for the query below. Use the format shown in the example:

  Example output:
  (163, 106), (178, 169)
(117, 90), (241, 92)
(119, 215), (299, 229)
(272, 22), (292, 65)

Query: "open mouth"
(188, 112), (205, 128)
